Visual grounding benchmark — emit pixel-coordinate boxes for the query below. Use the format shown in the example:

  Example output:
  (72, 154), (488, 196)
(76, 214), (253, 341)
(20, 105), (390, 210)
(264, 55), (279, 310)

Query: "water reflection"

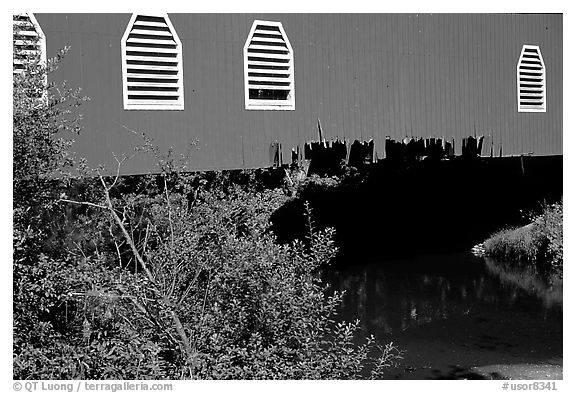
(323, 252), (562, 379)
(325, 253), (560, 336)
(483, 257), (562, 309)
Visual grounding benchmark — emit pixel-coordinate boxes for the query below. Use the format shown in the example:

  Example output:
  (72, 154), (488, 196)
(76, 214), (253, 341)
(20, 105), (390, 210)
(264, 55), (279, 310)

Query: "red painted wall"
(35, 13), (563, 175)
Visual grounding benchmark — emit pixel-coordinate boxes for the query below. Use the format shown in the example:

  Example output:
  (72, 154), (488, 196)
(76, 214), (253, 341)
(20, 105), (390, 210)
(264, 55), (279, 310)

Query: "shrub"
(483, 200), (563, 282)
(59, 183), (402, 379)
(143, 187), (402, 379)
(13, 46), (90, 379)
(533, 200), (563, 278)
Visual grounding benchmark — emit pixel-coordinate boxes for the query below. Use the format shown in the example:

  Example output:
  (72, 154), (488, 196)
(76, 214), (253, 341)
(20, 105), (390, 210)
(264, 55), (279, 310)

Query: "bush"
(13, 44), (91, 379)
(483, 200), (563, 281)
(143, 187), (402, 379)
(49, 183), (402, 379)
(533, 200), (563, 278)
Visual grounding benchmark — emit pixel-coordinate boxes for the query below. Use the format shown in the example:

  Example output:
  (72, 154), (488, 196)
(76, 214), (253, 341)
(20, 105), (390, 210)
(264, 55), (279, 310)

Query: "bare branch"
(109, 153), (128, 190)
(177, 263), (204, 306)
(58, 198), (107, 210)
(99, 175), (154, 283)
(167, 266), (179, 300)
(97, 173), (196, 364)
(164, 176), (175, 250)
(91, 239), (101, 260)
(200, 270), (211, 323)
(117, 122), (141, 136)
(72, 241), (87, 260)
(68, 291), (155, 302)
(142, 221), (150, 257)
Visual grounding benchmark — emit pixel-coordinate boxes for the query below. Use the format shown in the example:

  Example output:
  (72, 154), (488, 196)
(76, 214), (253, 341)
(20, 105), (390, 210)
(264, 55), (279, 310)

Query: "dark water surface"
(323, 252), (562, 379)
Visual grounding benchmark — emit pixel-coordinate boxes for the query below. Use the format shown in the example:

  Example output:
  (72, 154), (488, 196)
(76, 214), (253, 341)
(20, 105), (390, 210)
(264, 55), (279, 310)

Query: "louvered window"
(13, 13), (46, 74)
(121, 14), (184, 110)
(517, 45), (546, 112)
(243, 20), (295, 110)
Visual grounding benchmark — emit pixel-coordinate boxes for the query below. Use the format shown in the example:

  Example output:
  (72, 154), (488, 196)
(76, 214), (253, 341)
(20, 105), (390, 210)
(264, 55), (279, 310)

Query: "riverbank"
(480, 201), (562, 284)
(471, 363), (562, 380)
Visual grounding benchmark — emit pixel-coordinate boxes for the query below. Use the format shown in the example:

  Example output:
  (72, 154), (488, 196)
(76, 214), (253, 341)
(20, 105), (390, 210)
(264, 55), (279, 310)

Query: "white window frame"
(121, 13), (184, 111)
(517, 44), (546, 113)
(13, 13), (47, 73)
(243, 20), (295, 111)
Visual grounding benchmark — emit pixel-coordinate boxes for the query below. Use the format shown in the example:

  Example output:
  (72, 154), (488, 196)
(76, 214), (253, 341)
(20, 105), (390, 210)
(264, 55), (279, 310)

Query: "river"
(323, 252), (562, 379)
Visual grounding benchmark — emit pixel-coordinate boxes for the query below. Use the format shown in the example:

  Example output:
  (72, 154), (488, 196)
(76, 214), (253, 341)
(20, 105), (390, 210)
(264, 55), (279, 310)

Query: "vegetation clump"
(482, 201), (563, 282)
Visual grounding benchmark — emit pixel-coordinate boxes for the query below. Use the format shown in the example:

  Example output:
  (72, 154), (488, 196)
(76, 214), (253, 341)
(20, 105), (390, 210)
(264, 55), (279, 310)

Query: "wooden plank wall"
(36, 13), (562, 175)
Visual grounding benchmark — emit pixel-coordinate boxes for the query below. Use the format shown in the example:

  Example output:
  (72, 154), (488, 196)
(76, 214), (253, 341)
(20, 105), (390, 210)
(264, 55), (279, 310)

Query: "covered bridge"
(15, 13), (562, 174)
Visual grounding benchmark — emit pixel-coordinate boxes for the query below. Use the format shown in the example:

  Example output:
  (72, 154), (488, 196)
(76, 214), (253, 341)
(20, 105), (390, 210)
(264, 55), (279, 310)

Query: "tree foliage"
(13, 42), (91, 378)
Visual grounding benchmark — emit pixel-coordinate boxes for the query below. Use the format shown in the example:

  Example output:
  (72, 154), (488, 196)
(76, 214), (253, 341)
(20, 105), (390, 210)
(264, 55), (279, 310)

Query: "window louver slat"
(246, 51), (291, 60)
(127, 64), (179, 72)
(126, 57), (178, 65)
(14, 49), (40, 56)
(130, 28), (173, 36)
(250, 36), (287, 44)
(128, 91), (180, 96)
(128, 75), (180, 81)
(127, 82), (179, 87)
(249, 45), (288, 51)
(135, 15), (167, 23)
(249, 77), (291, 83)
(16, 31), (40, 37)
(132, 23), (171, 28)
(244, 20), (295, 110)
(13, 40), (41, 46)
(248, 60), (290, 67)
(126, 48), (179, 55)
(517, 45), (546, 112)
(122, 14), (184, 110)
(126, 39), (177, 48)
(127, 55), (177, 62)
(128, 35), (175, 43)
(248, 72), (290, 78)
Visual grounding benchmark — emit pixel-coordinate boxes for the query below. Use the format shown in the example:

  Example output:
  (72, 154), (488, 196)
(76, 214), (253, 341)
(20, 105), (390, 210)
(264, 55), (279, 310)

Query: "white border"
(3, 9), (570, 393)
(517, 44), (546, 113)
(243, 19), (295, 111)
(121, 13), (185, 111)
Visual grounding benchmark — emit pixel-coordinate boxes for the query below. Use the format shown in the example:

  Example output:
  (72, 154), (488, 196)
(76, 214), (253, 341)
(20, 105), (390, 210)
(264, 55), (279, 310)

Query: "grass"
(482, 200), (562, 283)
